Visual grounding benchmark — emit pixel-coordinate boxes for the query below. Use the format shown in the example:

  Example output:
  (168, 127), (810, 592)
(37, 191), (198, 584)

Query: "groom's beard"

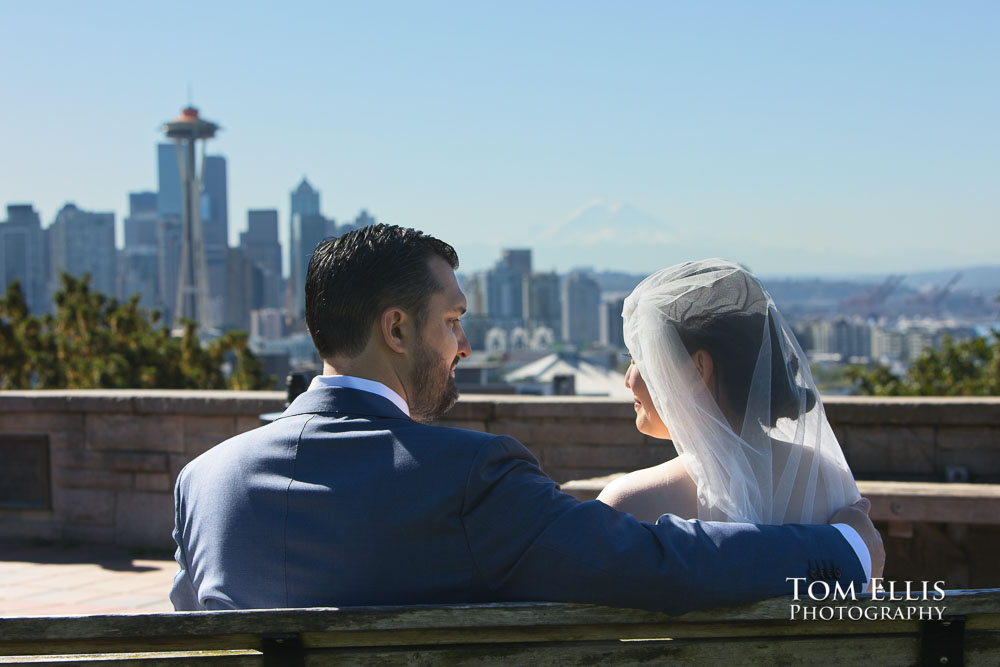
(408, 339), (460, 424)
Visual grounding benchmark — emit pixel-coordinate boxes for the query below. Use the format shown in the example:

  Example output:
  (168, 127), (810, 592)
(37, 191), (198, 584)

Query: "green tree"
(0, 274), (274, 390)
(848, 334), (1000, 397)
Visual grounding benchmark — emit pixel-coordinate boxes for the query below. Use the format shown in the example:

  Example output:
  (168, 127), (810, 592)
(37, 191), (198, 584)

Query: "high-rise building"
(47, 203), (116, 299)
(157, 217), (182, 325)
(251, 307), (285, 340)
(156, 143), (183, 220)
(527, 271), (561, 335)
(502, 249), (532, 275)
(223, 247), (263, 332)
(353, 209), (375, 229)
(202, 156), (228, 248)
(486, 267), (525, 324)
(157, 141), (228, 327)
(485, 248), (532, 326)
(562, 271), (601, 346)
(599, 294), (627, 349)
(201, 155), (229, 328)
(289, 177), (320, 273)
(462, 273), (487, 316)
(289, 178), (322, 318)
(810, 317), (872, 361)
(121, 192), (160, 309)
(0, 204), (46, 315)
(290, 212), (329, 317)
(241, 209), (283, 309)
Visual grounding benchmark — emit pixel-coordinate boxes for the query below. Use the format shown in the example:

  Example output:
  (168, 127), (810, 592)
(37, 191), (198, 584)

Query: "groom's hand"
(829, 498), (885, 582)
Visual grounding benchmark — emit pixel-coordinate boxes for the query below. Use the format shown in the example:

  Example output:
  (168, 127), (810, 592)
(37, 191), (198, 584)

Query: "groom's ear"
(379, 307), (414, 355)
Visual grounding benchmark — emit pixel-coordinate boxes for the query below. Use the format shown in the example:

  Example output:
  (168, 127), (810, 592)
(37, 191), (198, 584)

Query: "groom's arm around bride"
(169, 225), (883, 613)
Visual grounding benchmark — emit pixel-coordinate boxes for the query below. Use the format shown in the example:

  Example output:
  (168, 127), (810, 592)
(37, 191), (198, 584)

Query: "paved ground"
(0, 541), (175, 616)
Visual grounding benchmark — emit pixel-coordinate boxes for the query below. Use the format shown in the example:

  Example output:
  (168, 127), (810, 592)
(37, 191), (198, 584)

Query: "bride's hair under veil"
(622, 259), (859, 525)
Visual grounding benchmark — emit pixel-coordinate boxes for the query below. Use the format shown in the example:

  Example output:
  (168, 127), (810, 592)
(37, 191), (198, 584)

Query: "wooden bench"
(1, 590), (998, 665)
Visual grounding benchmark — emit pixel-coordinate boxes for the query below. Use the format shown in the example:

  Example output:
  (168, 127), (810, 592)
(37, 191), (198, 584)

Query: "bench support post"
(262, 633), (304, 667)
(920, 617), (965, 667)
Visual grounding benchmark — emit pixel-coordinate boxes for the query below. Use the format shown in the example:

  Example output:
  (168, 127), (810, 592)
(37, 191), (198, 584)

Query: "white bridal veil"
(622, 259), (859, 525)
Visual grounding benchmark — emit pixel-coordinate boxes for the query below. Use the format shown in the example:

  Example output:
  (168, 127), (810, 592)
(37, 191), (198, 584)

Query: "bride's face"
(625, 360), (672, 440)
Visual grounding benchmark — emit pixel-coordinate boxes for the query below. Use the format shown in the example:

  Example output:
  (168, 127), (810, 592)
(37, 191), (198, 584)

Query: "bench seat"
(1, 589), (998, 665)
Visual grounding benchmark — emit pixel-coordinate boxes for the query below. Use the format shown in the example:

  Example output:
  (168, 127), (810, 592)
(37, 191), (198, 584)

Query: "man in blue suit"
(171, 225), (882, 613)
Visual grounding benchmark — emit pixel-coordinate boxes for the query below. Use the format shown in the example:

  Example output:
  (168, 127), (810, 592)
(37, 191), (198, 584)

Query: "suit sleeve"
(461, 436), (866, 614)
(169, 467), (203, 611)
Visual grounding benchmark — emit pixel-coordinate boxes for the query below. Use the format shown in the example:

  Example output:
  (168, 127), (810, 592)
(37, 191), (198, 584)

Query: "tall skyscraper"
(201, 156), (228, 248)
(562, 271), (601, 346)
(290, 212), (329, 318)
(289, 177), (323, 318)
(121, 192), (160, 309)
(290, 177), (321, 219)
(527, 271), (561, 336)
(485, 248), (532, 326)
(47, 203), (116, 300)
(502, 249), (532, 275)
(201, 155), (229, 328)
(241, 209), (283, 309)
(156, 143), (183, 220)
(223, 247), (263, 332)
(289, 177), (320, 275)
(599, 294), (627, 349)
(157, 218), (182, 324)
(0, 204), (46, 315)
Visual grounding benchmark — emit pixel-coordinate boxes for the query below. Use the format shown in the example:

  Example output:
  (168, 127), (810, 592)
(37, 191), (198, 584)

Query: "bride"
(598, 259), (860, 525)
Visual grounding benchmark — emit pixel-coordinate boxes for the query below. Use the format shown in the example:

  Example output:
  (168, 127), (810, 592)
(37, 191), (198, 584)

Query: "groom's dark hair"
(305, 224), (459, 359)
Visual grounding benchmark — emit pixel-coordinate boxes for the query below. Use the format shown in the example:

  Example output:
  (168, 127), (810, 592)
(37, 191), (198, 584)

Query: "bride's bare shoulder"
(596, 458), (697, 522)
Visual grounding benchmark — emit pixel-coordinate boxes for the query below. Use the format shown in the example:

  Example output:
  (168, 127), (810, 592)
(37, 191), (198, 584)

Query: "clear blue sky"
(1, 1), (997, 276)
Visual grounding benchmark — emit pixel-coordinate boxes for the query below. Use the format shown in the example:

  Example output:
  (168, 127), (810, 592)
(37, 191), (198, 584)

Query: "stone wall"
(0, 391), (282, 551)
(442, 395), (1000, 484)
(1, 391), (998, 555)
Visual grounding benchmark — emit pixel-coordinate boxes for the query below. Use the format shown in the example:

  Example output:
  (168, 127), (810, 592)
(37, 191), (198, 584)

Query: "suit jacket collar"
(278, 386), (412, 422)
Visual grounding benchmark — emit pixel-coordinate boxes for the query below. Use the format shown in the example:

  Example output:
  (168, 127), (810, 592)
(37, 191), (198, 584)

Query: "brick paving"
(0, 541), (175, 616)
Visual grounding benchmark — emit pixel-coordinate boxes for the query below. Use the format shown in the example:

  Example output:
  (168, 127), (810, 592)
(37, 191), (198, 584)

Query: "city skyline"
(1, 1), (997, 276)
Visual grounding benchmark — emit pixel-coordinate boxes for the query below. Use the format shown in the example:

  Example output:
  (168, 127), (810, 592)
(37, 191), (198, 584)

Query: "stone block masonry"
(0, 390), (283, 550)
(1, 390), (998, 552)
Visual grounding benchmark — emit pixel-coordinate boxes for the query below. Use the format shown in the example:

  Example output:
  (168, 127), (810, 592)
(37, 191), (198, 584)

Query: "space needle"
(162, 106), (219, 333)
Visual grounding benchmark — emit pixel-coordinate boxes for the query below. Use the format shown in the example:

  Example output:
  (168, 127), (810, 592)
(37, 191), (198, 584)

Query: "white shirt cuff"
(832, 523), (872, 589)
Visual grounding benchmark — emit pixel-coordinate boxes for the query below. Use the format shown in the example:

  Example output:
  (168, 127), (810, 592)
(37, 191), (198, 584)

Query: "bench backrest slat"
(1, 590), (998, 661)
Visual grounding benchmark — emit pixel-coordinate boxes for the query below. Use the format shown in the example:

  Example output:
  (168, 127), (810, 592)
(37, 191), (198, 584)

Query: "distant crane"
(908, 273), (963, 311)
(841, 274), (905, 314)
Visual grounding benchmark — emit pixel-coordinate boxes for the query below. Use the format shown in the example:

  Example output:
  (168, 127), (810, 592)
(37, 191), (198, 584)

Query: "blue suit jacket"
(170, 386), (864, 613)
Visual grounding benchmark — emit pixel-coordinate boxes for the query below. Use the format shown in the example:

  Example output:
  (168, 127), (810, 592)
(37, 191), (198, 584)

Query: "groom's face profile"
(406, 256), (471, 423)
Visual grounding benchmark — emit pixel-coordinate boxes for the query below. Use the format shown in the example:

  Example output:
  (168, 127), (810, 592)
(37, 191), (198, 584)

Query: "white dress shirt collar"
(307, 374), (411, 418)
